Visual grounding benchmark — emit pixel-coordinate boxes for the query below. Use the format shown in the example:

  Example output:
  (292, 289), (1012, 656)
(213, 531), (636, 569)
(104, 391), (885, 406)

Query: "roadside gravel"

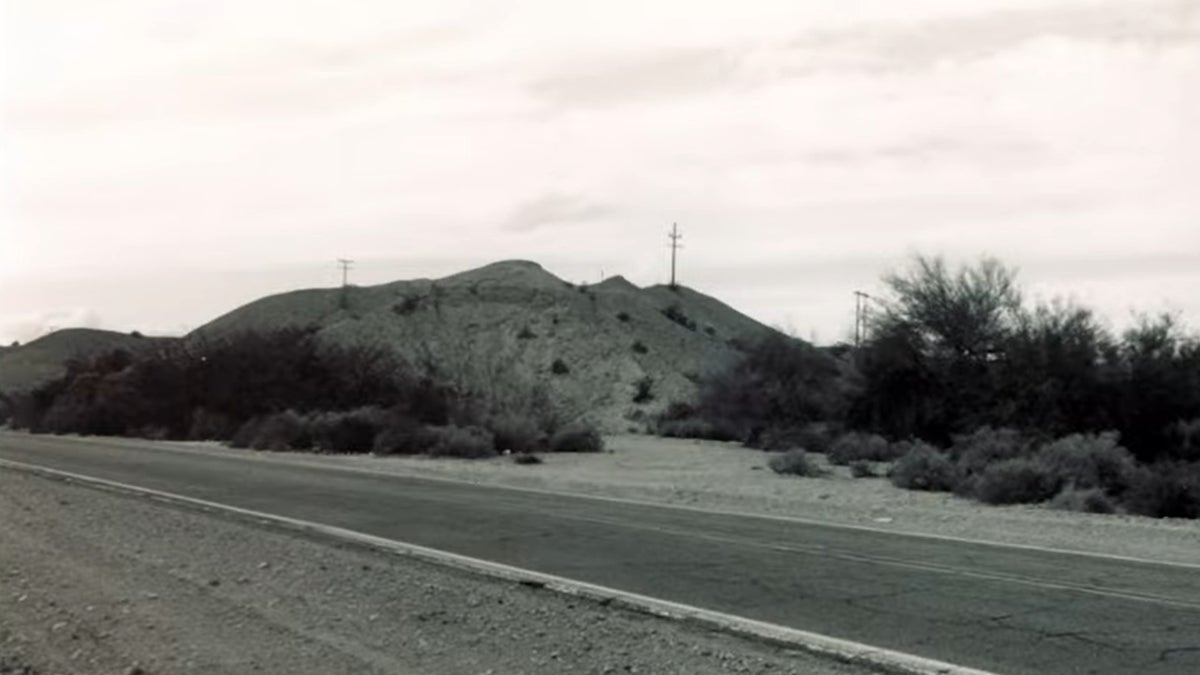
(0, 469), (869, 675)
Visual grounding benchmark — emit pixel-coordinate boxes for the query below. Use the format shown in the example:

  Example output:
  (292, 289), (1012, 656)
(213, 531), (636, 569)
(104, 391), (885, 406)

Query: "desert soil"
(196, 434), (1200, 566)
(0, 468), (868, 675)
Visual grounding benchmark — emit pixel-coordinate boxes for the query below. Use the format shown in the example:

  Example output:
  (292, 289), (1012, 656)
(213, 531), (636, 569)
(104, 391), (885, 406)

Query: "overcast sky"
(2, 0), (1198, 345)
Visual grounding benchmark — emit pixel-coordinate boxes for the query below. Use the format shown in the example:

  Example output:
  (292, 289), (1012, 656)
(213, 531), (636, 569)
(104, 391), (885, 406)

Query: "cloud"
(502, 193), (617, 232)
(529, 46), (742, 108)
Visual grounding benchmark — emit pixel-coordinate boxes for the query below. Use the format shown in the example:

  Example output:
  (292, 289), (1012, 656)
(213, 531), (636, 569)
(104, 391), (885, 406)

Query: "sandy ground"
(0, 469), (874, 675)
(192, 434), (1200, 567)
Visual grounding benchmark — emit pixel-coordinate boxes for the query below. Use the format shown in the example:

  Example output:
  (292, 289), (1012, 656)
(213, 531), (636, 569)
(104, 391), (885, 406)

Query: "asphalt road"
(2, 431), (1198, 675)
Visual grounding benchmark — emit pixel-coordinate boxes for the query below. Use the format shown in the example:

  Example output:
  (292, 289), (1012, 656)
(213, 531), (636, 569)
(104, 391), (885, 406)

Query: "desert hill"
(194, 260), (778, 430)
(0, 329), (170, 396)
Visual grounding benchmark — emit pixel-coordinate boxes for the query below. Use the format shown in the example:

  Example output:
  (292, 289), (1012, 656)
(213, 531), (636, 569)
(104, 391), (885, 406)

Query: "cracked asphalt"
(3, 432), (1199, 675)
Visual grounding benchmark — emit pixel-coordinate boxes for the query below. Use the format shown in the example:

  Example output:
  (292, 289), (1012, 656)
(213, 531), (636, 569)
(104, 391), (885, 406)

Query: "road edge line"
(0, 458), (999, 675)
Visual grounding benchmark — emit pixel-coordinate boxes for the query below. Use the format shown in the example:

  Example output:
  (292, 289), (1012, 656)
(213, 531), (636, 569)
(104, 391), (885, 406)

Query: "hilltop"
(193, 260), (777, 430)
(0, 329), (170, 396)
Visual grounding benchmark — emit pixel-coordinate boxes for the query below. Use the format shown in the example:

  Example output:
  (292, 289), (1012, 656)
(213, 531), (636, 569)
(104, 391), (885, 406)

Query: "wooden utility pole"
(668, 223), (683, 288)
(854, 290), (873, 347)
(337, 258), (354, 309)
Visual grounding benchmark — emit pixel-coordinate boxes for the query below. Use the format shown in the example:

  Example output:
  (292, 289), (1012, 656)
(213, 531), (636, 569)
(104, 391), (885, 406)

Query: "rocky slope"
(193, 260), (777, 430)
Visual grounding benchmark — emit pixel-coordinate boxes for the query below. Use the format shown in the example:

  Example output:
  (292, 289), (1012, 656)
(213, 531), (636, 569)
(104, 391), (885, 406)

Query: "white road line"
(0, 457), (999, 675)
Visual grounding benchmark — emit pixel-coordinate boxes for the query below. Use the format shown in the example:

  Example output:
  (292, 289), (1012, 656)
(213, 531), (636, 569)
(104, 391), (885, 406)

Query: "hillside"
(193, 260), (778, 430)
(0, 329), (169, 396)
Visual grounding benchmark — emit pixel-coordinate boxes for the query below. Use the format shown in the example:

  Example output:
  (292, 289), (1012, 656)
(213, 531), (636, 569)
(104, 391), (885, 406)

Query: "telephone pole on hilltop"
(337, 258), (355, 309)
(668, 223), (683, 288)
(854, 290), (873, 347)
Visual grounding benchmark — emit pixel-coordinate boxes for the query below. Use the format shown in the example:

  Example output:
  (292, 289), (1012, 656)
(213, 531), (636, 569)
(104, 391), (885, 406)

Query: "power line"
(668, 223), (683, 288)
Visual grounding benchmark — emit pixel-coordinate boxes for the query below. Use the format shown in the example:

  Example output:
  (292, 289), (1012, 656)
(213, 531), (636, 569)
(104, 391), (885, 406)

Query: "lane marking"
(6, 430), (1199, 571)
(0, 457), (998, 675)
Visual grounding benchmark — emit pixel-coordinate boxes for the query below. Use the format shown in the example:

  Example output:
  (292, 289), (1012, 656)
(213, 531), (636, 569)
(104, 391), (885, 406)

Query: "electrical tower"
(668, 223), (683, 288)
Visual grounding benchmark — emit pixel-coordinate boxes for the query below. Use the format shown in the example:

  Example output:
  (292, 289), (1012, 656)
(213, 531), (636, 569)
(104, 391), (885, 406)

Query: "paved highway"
(2, 431), (1198, 675)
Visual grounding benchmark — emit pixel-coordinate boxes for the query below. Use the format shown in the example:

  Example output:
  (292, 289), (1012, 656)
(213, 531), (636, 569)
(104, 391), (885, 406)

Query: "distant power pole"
(337, 258), (354, 287)
(668, 223), (683, 288)
(854, 290), (873, 347)
(337, 258), (355, 309)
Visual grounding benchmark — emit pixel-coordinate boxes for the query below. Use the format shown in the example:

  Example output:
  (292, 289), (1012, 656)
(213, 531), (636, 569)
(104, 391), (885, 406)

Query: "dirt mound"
(194, 261), (778, 430)
(0, 329), (169, 395)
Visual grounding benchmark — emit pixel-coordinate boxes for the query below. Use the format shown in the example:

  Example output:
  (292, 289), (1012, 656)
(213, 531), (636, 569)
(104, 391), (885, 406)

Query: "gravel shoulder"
(0, 468), (869, 675)
(153, 434), (1200, 567)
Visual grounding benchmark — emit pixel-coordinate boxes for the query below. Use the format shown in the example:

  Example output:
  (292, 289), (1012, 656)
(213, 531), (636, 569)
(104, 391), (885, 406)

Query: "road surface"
(2, 431), (1198, 675)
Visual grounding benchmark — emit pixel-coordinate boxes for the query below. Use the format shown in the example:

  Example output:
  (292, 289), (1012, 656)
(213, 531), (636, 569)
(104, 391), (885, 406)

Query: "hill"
(193, 260), (778, 430)
(0, 329), (170, 396)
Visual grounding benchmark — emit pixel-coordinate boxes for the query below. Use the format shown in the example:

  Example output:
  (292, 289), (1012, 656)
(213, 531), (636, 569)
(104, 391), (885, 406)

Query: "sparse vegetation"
(616, 312), (631, 323)
(768, 450), (823, 477)
(549, 424), (605, 453)
(827, 432), (897, 465)
(550, 358), (570, 375)
(8, 327), (603, 460)
(661, 304), (697, 331)
(632, 376), (654, 404)
(889, 444), (958, 492)
(631, 340), (648, 354)
(517, 325), (537, 339)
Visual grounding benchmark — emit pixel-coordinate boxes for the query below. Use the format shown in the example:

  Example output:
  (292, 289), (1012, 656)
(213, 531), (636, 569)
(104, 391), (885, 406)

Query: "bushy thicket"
(658, 254), (1200, 519)
(8, 327), (599, 458)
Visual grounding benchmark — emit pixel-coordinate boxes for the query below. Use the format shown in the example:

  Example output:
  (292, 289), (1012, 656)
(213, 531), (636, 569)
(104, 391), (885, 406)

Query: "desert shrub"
(661, 304), (697, 331)
(704, 326), (716, 336)
(372, 418), (439, 455)
(616, 312), (631, 322)
(973, 458), (1058, 505)
(827, 432), (897, 465)
(549, 424), (605, 453)
(551, 358), (570, 375)
(310, 407), (387, 454)
(849, 459), (877, 478)
(889, 443), (958, 492)
(699, 334), (853, 445)
(517, 326), (537, 340)
(1123, 462), (1200, 519)
(655, 417), (743, 442)
(429, 425), (497, 459)
(755, 423), (838, 453)
(1167, 418), (1200, 461)
(392, 296), (420, 315)
(187, 408), (238, 440)
(633, 376), (654, 404)
(1049, 487), (1116, 514)
(229, 417), (263, 449)
(250, 410), (312, 451)
(488, 414), (544, 454)
(768, 449), (823, 477)
(631, 340), (648, 354)
(512, 452), (543, 465)
(950, 427), (1034, 478)
(1036, 432), (1136, 495)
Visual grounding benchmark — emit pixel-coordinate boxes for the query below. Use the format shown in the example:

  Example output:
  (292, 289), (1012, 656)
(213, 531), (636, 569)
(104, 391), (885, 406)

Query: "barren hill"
(0, 329), (169, 396)
(194, 260), (777, 430)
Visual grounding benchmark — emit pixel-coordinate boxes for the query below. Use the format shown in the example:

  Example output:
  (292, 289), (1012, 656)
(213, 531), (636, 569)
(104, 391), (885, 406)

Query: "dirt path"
(0, 469), (866, 675)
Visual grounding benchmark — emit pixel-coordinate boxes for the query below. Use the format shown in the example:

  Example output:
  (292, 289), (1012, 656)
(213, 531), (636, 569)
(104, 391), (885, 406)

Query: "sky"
(2, 0), (1198, 345)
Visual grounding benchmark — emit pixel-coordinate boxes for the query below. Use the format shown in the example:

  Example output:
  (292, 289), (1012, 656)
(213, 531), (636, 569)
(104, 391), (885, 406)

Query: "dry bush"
(429, 425), (496, 459)
(1049, 487), (1116, 514)
(1036, 432), (1136, 496)
(512, 452), (543, 465)
(827, 432), (898, 465)
(549, 424), (605, 453)
(1123, 462), (1200, 519)
(768, 449), (823, 477)
(849, 459), (877, 478)
(973, 458), (1059, 505)
(889, 443), (958, 492)
(250, 410), (312, 451)
(489, 414), (545, 454)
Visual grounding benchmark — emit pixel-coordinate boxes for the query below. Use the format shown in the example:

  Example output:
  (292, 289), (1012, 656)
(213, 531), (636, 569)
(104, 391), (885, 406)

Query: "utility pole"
(854, 290), (873, 347)
(668, 223), (683, 288)
(337, 258), (354, 309)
